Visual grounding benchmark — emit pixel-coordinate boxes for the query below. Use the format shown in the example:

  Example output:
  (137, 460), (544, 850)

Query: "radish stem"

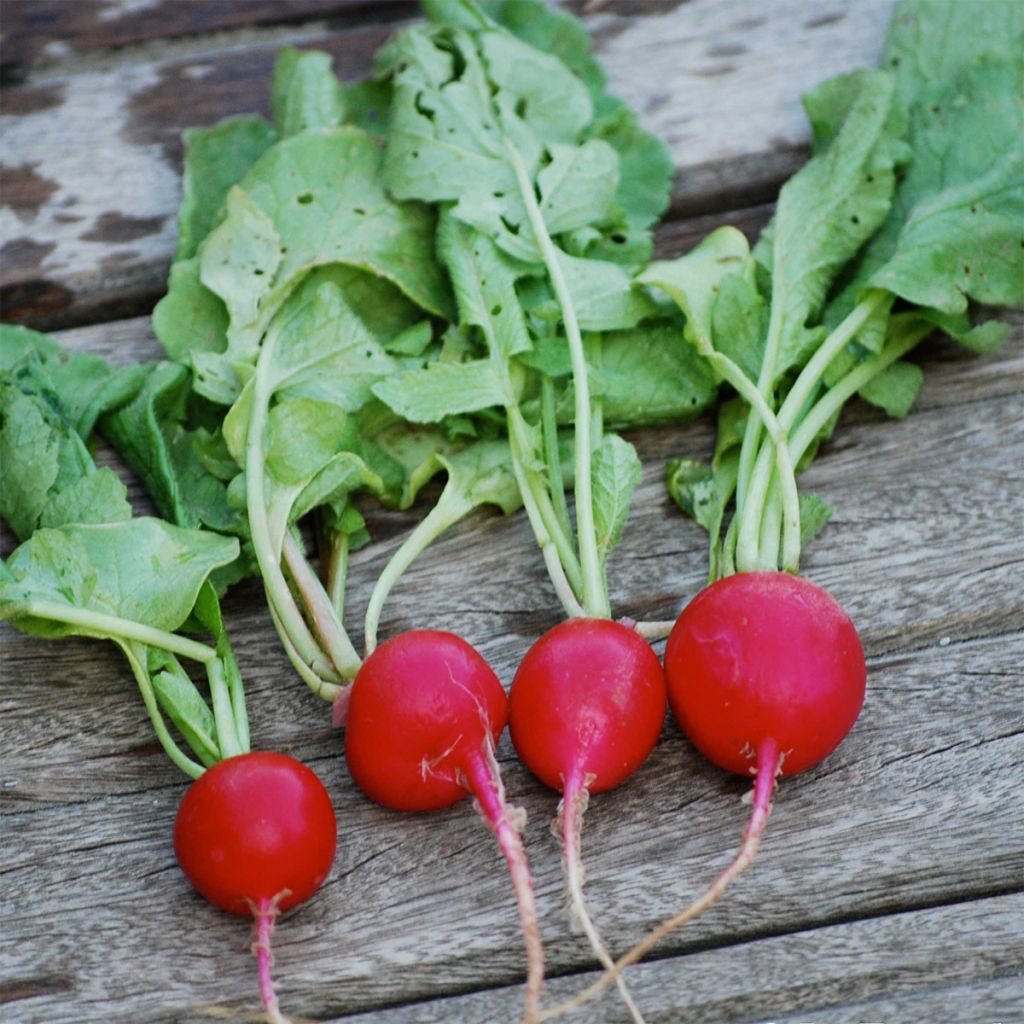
(364, 482), (473, 655)
(507, 142), (606, 619)
(561, 771), (646, 1024)
(281, 531), (360, 681)
(327, 532), (349, 620)
(121, 642), (205, 779)
(19, 600), (217, 663)
(463, 744), (544, 1024)
(539, 738), (780, 1020)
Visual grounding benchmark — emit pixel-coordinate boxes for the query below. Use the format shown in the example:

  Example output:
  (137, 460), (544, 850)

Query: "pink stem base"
(251, 896), (290, 1024)
(539, 738), (781, 1021)
(463, 744), (545, 1024)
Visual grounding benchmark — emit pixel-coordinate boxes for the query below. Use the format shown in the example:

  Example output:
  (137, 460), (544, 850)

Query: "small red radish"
(175, 751), (337, 1024)
(511, 618), (666, 1024)
(544, 572), (865, 1017)
(344, 629), (544, 1022)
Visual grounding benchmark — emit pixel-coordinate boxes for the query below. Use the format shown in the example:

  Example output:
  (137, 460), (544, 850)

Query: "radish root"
(560, 772), (647, 1024)
(539, 739), (780, 1021)
(463, 742), (544, 1024)
(251, 895), (291, 1024)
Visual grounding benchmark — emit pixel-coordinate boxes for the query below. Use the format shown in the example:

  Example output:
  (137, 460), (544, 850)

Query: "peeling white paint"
(97, 0), (162, 22)
(0, 60), (181, 279)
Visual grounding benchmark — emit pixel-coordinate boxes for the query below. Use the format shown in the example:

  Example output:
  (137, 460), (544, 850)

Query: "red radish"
(544, 572), (865, 1017)
(511, 618), (666, 1024)
(344, 630), (544, 1022)
(175, 751), (337, 1024)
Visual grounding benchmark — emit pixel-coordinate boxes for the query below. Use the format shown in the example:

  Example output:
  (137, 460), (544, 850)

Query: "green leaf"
(858, 358), (923, 418)
(153, 257), (230, 367)
(665, 458), (719, 533)
(558, 251), (658, 330)
(372, 359), (509, 423)
(437, 212), (531, 360)
(38, 468), (131, 530)
(0, 384), (63, 539)
(869, 59), (1024, 315)
(641, 226), (760, 367)
(599, 322), (717, 428)
(537, 140), (619, 235)
(798, 493), (833, 547)
(176, 115), (276, 261)
(755, 69), (909, 378)
(152, 660), (220, 764)
(591, 433), (641, 562)
(271, 48), (345, 137)
(101, 361), (246, 539)
(2, 519), (238, 635)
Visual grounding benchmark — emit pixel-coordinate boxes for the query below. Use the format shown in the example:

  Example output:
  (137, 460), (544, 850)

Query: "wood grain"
(0, 0), (895, 327)
(1, 0), (414, 82)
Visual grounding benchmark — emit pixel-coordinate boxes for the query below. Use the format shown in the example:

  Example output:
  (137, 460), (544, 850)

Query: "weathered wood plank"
(1, 1), (413, 82)
(328, 893), (1024, 1022)
(2, 617), (1022, 1021)
(0, 0), (895, 327)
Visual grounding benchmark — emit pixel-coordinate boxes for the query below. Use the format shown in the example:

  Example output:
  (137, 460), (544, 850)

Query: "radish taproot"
(510, 618), (665, 1024)
(175, 752), (337, 1024)
(344, 629), (544, 1022)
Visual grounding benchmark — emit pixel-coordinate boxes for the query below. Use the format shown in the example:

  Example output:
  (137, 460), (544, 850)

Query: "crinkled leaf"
(372, 359), (509, 423)
(755, 69), (908, 378)
(176, 115), (275, 261)
(438, 212), (532, 360)
(591, 433), (641, 562)
(271, 48), (345, 137)
(2, 519), (238, 635)
(38, 469), (131, 531)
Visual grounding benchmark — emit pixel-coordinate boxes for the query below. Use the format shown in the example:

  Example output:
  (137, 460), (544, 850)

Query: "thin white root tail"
(559, 777), (648, 1024)
(538, 741), (781, 1021)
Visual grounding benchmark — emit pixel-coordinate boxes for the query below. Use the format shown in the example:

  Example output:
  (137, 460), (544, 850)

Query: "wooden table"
(2, 2), (1022, 1022)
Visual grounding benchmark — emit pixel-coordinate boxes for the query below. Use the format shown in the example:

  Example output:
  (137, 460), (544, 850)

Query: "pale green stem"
(508, 142), (606, 618)
(701, 349), (800, 574)
(20, 601), (216, 663)
(508, 408), (587, 619)
(365, 484), (474, 655)
(327, 532), (349, 620)
(121, 642), (204, 779)
(740, 292), (888, 569)
(736, 287), (785, 506)
(757, 477), (783, 569)
(540, 376), (573, 548)
(281, 530), (361, 679)
(246, 338), (352, 695)
(206, 657), (243, 759)
(632, 620), (675, 641)
(266, 600), (343, 702)
(790, 328), (928, 466)
(222, 649), (250, 753)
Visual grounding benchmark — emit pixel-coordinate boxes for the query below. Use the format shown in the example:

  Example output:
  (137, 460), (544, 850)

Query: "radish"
(540, 573), (864, 1017)
(510, 618), (665, 1024)
(344, 629), (544, 1022)
(175, 751), (337, 1024)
